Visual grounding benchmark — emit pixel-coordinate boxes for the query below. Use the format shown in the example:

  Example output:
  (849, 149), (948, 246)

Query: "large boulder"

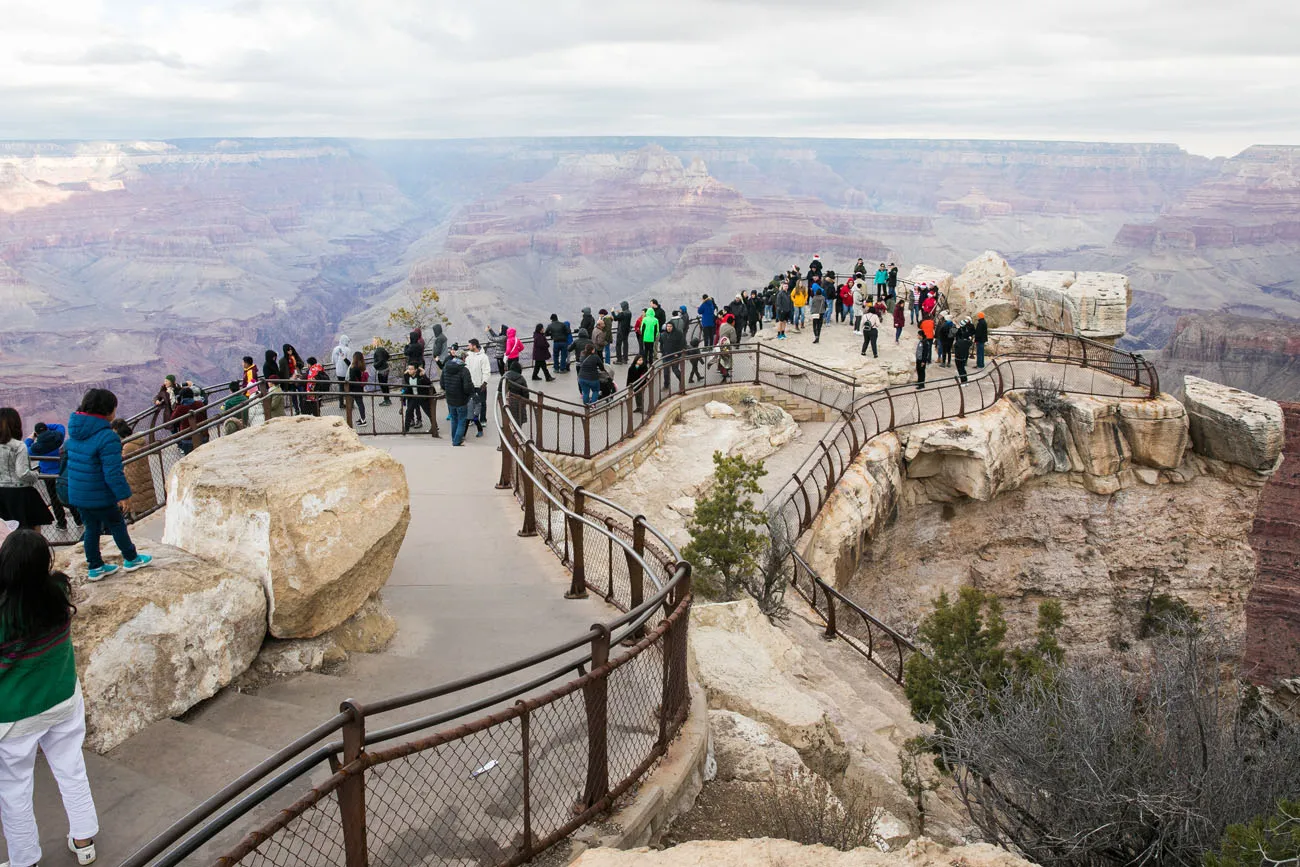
(1182, 377), (1284, 472)
(690, 599), (849, 779)
(904, 265), (953, 298)
(63, 544), (266, 753)
(708, 710), (807, 784)
(573, 838), (1037, 867)
(950, 251), (1018, 327)
(1013, 270), (1130, 340)
(898, 402), (1032, 502)
(1117, 396), (1189, 469)
(164, 416), (411, 638)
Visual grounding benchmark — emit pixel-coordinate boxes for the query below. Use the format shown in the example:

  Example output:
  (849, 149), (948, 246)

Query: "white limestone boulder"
(950, 251), (1018, 327)
(1182, 377), (1284, 472)
(690, 599), (849, 778)
(898, 402), (1033, 502)
(1013, 270), (1130, 339)
(708, 710), (807, 784)
(164, 416), (411, 639)
(65, 544), (266, 753)
(704, 400), (736, 418)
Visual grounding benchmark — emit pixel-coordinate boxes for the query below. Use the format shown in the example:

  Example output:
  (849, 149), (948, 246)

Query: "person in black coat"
(954, 329), (973, 383)
(400, 364), (432, 431)
(531, 324), (555, 382)
(579, 307), (596, 336)
(440, 352), (476, 446)
(404, 331), (424, 369)
(614, 302), (633, 364)
(626, 355), (649, 413)
(660, 320), (687, 391)
(974, 313), (989, 368)
(746, 290), (762, 336)
(503, 359), (531, 426)
(262, 349), (279, 383)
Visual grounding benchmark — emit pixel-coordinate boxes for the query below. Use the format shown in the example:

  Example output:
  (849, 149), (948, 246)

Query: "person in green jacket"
(640, 307), (660, 365)
(0, 530), (99, 867)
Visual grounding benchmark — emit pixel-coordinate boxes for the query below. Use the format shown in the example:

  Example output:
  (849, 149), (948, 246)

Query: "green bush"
(1205, 800), (1300, 867)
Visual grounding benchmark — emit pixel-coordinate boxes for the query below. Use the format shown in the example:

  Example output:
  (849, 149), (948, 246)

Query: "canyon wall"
(1244, 403), (1300, 686)
(1149, 313), (1300, 401)
(803, 382), (1283, 655)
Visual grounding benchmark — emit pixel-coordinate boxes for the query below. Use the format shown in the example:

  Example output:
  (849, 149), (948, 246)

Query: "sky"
(1, 0), (1296, 157)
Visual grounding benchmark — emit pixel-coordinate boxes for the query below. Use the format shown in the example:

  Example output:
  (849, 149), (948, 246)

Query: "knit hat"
(977, 312), (985, 319)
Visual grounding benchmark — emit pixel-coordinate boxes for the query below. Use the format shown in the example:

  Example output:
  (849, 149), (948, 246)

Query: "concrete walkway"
(12, 412), (613, 867)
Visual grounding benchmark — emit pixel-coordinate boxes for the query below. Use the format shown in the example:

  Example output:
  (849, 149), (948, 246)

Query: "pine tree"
(684, 451), (768, 602)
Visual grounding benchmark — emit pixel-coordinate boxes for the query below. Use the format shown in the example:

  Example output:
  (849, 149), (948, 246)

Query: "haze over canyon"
(2, 137), (1298, 419)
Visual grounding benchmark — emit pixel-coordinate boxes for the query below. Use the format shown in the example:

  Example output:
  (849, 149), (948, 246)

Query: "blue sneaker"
(122, 554), (154, 572)
(86, 563), (119, 582)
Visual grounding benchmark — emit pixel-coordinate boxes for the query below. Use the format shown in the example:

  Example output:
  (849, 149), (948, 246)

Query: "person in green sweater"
(0, 530), (99, 867)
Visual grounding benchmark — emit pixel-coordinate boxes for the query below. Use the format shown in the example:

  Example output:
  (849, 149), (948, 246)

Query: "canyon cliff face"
(1149, 313), (1300, 401)
(803, 382), (1283, 656)
(1245, 403), (1300, 686)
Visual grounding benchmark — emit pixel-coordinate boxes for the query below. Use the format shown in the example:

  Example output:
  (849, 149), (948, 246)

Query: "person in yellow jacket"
(791, 282), (809, 331)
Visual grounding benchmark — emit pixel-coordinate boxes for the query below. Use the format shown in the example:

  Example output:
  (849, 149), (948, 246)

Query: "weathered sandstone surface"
(164, 416), (410, 638)
(1013, 270), (1131, 340)
(1245, 402), (1300, 686)
(63, 544), (266, 753)
(246, 594), (398, 680)
(1183, 376), (1285, 472)
(574, 838), (1036, 867)
(948, 251), (1018, 327)
(904, 266), (952, 297)
(805, 386), (1279, 653)
(691, 600), (848, 779)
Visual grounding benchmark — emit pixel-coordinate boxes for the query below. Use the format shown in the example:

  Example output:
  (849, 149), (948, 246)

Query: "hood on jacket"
(578, 328), (590, 339)
(582, 307), (591, 315)
(507, 327), (517, 339)
(431, 324), (444, 337)
(68, 411), (113, 442)
(620, 301), (630, 312)
(409, 330), (420, 344)
(337, 335), (350, 348)
(28, 427), (65, 457)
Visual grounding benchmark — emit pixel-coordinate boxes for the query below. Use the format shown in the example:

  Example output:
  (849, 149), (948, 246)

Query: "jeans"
(404, 397), (423, 429)
(578, 378), (600, 405)
(812, 317), (823, 341)
(552, 344), (570, 372)
(350, 392), (366, 422)
(703, 325), (716, 346)
(449, 404), (469, 445)
(43, 478), (79, 526)
(976, 342), (985, 367)
(603, 344), (611, 364)
(794, 307), (805, 327)
(80, 505), (138, 568)
(0, 693), (99, 867)
(895, 325), (904, 343)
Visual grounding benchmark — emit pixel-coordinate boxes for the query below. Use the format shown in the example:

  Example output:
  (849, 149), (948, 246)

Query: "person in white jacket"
(330, 335), (351, 409)
(465, 339), (493, 438)
(852, 281), (870, 332)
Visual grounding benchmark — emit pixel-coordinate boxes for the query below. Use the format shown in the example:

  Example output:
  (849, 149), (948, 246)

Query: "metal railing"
(121, 387), (691, 867)
(516, 329), (1157, 682)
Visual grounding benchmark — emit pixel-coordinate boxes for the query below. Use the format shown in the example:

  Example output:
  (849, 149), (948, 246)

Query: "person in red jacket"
(838, 281), (855, 324)
(893, 301), (906, 343)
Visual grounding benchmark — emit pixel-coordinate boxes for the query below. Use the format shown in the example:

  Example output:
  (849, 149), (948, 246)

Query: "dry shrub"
(736, 768), (881, 851)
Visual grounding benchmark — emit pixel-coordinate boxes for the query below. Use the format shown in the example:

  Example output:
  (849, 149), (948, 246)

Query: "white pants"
(0, 697), (99, 867)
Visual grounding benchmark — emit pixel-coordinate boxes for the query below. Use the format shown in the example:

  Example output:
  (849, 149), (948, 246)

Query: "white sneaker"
(356, 418), (369, 425)
(69, 836), (97, 865)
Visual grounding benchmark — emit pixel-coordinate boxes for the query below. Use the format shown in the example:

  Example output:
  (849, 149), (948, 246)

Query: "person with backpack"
(23, 422), (79, 531)
(429, 324), (449, 370)
(860, 306), (881, 358)
(937, 315), (956, 368)
(576, 344), (604, 406)
(370, 340), (392, 406)
(531, 324), (554, 382)
(660, 319), (686, 392)
(465, 339), (492, 437)
(440, 350), (475, 446)
(774, 285), (793, 340)
(974, 312), (989, 368)
(347, 351), (369, 426)
(0, 410), (54, 532)
(0, 529), (102, 867)
(614, 302), (633, 364)
(64, 389), (152, 580)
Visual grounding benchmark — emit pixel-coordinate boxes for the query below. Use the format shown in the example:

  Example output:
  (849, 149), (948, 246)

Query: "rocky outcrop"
(163, 416), (410, 639)
(573, 838), (1036, 867)
(1182, 376), (1285, 472)
(904, 266), (952, 297)
(1013, 270), (1131, 340)
(690, 600), (849, 779)
(1245, 403), (1300, 686)
(807, 384), (1275, 653)
(246, 594), (398, 680)
(948, 251), (1018, 327)
(64, 544), (266, 753)
(1150, 313), (1300, 402)
(708, 710), (808, 784)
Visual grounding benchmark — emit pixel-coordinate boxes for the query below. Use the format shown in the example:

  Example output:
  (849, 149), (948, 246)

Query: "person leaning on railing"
(0, 409), (55, 532)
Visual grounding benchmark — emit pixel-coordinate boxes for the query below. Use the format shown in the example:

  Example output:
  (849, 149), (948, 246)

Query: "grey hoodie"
(431, 324), (448, 365)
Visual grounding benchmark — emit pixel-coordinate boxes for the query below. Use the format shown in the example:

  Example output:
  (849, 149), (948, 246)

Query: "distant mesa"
(936, 188), (1013, 220)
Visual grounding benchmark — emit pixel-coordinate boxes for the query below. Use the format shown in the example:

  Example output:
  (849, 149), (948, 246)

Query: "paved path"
(12, 410), (613, 867)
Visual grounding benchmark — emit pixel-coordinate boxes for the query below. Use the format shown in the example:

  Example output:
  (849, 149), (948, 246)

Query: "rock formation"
(690, 600), (849, 779)
(947, 251), (1018, 327)
(1245, 402), (1300, 686)
(1012, 271), (1131, 341)
(805, 384), (1281, 653)
(1182, 376), (1286, 471)
(164, 416), (410, 638)
(573, 838), (1036, 867)
(62, 544), (266, 753)
(1148, 313), (1300, 402)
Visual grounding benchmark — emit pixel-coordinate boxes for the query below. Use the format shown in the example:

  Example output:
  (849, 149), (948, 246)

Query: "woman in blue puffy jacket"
(64, 389), (152, 581)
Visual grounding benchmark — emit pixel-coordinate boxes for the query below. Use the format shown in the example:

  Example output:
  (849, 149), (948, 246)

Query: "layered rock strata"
(1245, 403), (1300, 686)
(1183, 376), (1285, 472)
(164, 416), (411, 638)
(805, 382), (1281, 653)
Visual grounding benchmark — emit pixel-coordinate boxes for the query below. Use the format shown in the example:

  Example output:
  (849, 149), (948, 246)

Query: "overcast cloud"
(1, 0), (1295, 156)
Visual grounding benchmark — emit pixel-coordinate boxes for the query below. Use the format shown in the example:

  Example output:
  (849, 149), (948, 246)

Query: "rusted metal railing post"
(1080, 339), (1088, 369)
(338, 700), (368, 867)
(344, 388), (354, 428)
(579, 625), (611, 811)
(518, 442), (538, 538)
(885, 387), (895, 431)
(823, 589), (837, 641)
(819, 442), (835, 500)
(582, 412), (592, 459)
(958, 376), (967, 418)
(753, 346), (761, 384)
(622, 516), (647, 640)
(566, 487), (589, 599)
(535, 393), (545, 451)
(496, 424), (514, 489)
